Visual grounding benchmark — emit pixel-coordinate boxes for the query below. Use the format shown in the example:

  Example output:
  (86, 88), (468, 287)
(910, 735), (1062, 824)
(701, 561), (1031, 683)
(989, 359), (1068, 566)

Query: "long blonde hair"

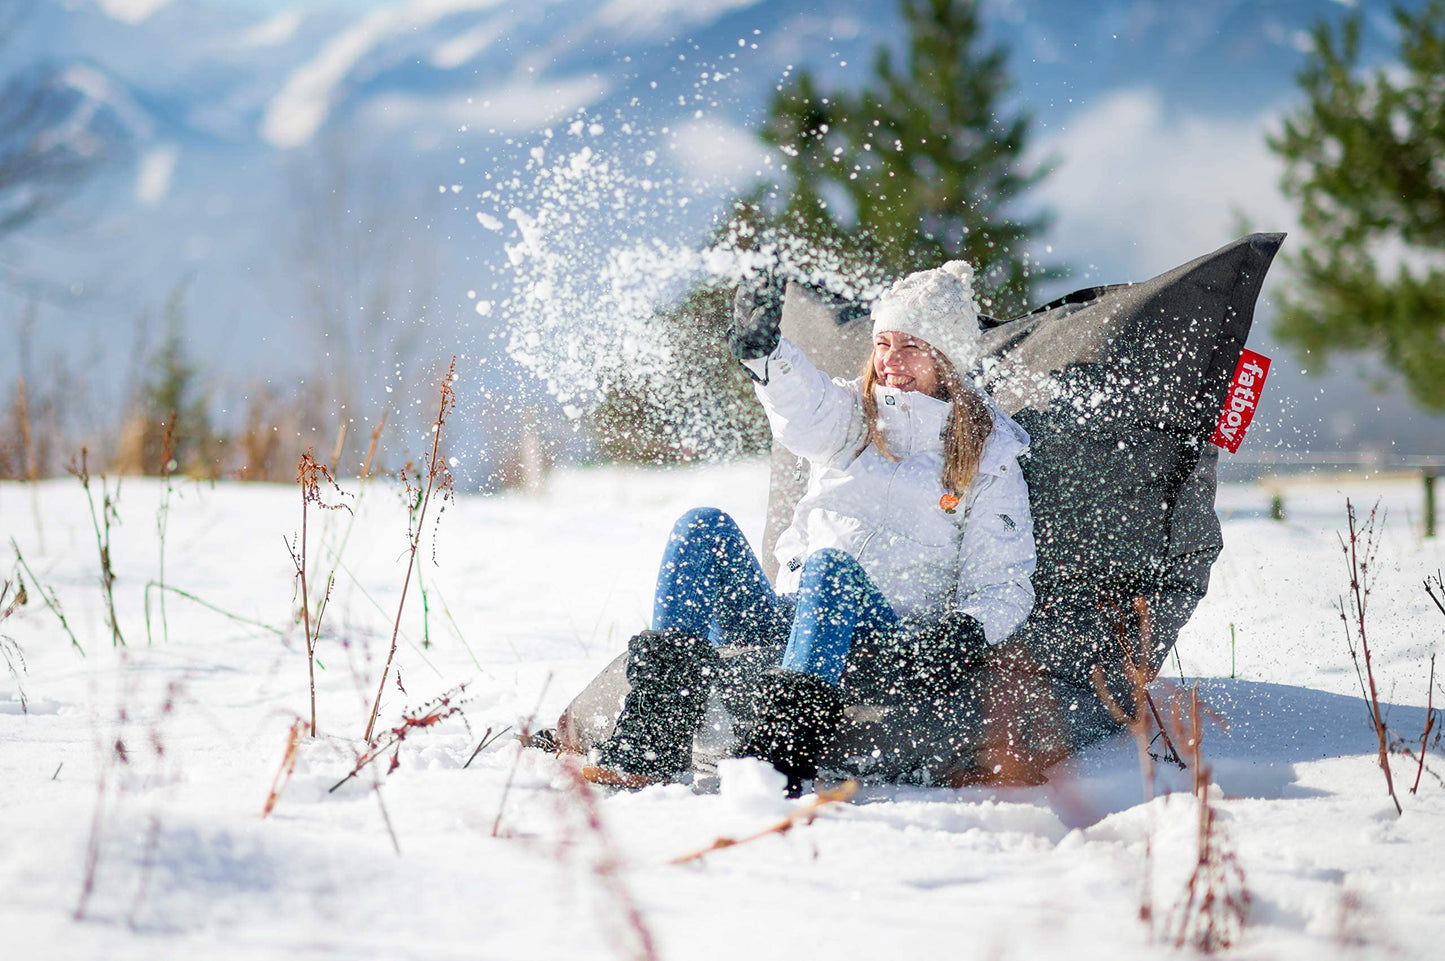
(859, 348), (993, 497)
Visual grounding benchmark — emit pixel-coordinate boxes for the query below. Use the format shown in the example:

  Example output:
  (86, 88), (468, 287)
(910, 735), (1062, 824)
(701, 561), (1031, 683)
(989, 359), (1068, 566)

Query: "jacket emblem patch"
(998, 514), (1016, 530)
(787, 556), (803, 572)
(884, 395), (896, 406)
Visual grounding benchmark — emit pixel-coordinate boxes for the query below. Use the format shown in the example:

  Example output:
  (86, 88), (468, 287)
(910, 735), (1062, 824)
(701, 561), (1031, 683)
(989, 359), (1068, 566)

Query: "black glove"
(729, 275), (785, 360)
(897, 610), (989, 699)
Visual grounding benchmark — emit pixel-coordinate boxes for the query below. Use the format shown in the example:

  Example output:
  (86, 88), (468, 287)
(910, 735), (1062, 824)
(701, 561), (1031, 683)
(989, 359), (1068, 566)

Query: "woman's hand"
(730, 276), (785, 360)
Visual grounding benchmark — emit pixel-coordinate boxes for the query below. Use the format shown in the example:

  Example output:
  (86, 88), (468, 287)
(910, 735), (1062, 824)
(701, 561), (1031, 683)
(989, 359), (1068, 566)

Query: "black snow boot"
(589, 629), (720, 784)
(738, 669), (845, 797)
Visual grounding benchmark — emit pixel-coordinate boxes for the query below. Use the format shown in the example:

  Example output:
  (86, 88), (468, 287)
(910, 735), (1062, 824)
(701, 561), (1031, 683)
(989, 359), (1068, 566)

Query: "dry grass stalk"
(361, 411), (386, 480)
(1090, 597), (1178, 933)
(363, 358), (457, 743)
(262, 718), (310, 817)
(69, 448), (125, 647)
(329, 683), (468, 793)
(154, 415), (177, 645)
(10, 538), (84, 654)
(290, 451), (350, 736)
(1165, 687), (1250, 952)
(1, 578), (29, 712)
(16, 374), (37, 483)
(556, 754), (661, 961)
(328, 421), (348, 475)
(312, 411), (385, 598)
(144, 580), (285, 642)
(493, 675), (552, 837)
(1337, 499), (1401, 815)
(463, 724), (510, 768)
(671, 779), (859, 864)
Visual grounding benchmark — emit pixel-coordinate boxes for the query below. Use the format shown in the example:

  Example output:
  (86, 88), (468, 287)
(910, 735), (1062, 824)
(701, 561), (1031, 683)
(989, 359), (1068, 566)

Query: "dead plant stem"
(1339, 499), (1401, 814)
(1414, 654), (1436, 795)
(10, 538), (83, 655)
(363, 360), (455, 743)
(70, 449), (125, 647)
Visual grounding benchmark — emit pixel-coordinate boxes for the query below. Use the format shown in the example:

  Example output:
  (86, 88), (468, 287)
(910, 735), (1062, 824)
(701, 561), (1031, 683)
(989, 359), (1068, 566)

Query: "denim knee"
(801, 548), (863, 581)
(671, 506), (730, 539)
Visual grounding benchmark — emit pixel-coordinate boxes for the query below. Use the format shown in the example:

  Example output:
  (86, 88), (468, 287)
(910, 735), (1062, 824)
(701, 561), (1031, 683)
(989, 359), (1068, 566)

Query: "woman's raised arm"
(741, 339), (866, 464)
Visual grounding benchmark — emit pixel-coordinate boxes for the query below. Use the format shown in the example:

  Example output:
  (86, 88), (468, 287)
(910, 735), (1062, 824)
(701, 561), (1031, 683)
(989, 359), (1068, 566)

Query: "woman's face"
(873, 331), (944, 398)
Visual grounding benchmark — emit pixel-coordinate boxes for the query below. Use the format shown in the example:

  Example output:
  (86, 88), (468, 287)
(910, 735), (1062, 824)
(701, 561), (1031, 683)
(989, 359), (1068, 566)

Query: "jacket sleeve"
(954, 461), (1037, 645)
(741, 337), (867, 464)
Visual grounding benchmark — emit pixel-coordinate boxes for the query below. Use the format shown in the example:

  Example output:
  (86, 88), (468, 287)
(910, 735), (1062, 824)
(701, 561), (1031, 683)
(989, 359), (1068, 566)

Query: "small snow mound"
(0, 695), (63, 715)
(717, 757), (792, 816)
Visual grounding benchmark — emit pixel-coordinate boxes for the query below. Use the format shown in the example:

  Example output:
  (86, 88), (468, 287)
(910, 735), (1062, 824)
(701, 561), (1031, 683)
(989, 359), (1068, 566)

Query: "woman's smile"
(873, 330), (943, 397)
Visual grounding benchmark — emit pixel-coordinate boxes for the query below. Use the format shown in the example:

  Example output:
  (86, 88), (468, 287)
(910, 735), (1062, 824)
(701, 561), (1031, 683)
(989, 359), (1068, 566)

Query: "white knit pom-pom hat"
(869, 260), (982, 375)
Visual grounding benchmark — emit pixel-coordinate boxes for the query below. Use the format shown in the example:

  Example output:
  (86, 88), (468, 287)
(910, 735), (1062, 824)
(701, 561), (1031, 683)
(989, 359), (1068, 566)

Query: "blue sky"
(10, 0), (1442, 457)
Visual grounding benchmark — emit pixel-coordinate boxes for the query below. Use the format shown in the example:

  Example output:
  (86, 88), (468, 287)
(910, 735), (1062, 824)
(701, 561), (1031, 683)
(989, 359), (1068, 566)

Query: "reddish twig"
(1165, 687), (1251, 952)
(1102, 596), (1185, 770)
(363, 359), (457, 742)
(670, 779), (858, 864)
(1337, 499), (1401, 815)
(329, 683), (467, 793)
(262, 718), (309, 817)
(556, 755), (660, 961)
(1412, 654), (1437, 795)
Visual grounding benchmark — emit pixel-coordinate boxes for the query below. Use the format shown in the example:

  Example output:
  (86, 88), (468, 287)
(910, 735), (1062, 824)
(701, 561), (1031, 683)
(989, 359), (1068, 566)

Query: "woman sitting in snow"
(585, 261), (1036, 795)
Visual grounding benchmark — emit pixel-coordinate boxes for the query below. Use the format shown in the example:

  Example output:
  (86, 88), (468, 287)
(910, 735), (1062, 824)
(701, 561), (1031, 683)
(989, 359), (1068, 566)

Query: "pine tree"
(119, 288), (222, 476)
(753, 0), (1057, 316)
(1267, 0), (1445, 410)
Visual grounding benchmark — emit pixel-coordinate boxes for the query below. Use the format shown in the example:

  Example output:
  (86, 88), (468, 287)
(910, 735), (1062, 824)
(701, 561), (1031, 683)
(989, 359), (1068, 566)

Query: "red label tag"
(1210, 348), (1270, 453)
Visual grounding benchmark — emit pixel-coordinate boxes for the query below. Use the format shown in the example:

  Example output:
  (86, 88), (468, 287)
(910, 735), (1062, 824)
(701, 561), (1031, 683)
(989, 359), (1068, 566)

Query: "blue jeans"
(652, 507), (899, 685)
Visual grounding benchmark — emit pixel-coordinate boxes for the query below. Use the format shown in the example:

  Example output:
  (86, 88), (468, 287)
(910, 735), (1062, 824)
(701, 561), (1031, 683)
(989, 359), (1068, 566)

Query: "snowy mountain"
(5, 0), (1443, 461)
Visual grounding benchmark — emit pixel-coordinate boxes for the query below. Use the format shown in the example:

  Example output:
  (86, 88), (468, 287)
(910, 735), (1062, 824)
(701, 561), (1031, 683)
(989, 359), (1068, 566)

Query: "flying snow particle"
(475, 300), (493, 315)
(476, 212), (503, 231)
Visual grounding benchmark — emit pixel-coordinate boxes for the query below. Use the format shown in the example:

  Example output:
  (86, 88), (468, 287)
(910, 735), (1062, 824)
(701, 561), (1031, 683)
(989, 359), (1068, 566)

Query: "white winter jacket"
(744, 338), (1036, 645)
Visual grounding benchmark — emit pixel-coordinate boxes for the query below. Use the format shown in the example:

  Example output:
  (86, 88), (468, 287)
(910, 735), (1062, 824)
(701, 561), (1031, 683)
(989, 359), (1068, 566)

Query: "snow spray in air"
(469, 115), (883, 455)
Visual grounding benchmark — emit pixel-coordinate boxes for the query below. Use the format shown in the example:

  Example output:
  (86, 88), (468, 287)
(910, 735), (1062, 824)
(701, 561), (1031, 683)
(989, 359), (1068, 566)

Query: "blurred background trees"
(1268, 0), (1445, 411)
(751, 0), (1057, 317)
(0, 0), (118, 480)
(589, 284), (770, 465)
(595, 0), (1059, 464)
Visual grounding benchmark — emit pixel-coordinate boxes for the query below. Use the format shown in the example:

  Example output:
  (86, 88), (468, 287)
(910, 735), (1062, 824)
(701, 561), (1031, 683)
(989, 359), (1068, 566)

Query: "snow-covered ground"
(2, 462), (1442, 960)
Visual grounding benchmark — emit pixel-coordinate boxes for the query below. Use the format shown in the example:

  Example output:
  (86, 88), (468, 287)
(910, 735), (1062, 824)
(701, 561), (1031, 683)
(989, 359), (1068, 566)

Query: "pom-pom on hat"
(870, 260), (982, 375)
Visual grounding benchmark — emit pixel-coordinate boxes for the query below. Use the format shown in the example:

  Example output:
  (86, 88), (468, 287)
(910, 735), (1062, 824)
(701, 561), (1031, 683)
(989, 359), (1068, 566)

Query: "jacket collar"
(871, 384), (1031, 476)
